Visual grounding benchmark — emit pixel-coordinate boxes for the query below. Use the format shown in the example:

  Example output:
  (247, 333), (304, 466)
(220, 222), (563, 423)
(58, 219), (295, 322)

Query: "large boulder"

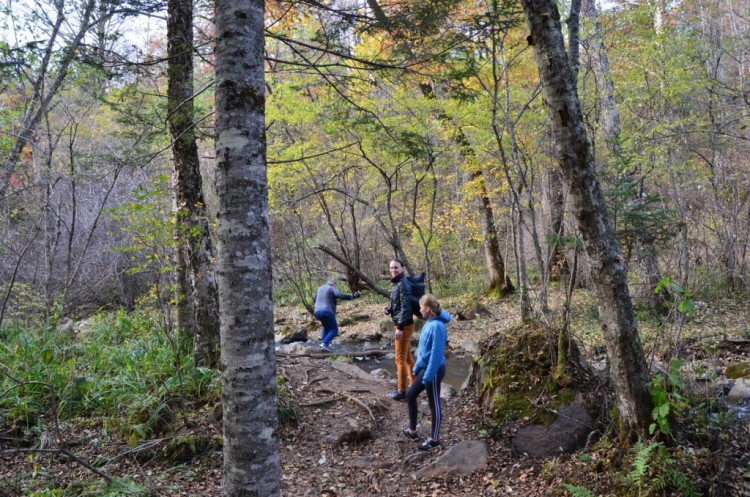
(471, 321), (603, 458)
(512, 393), (595, 457)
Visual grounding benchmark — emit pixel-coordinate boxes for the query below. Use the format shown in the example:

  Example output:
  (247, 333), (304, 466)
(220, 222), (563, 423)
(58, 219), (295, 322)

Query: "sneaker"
(389, 391), (406, 401)
(417, 439), (441, 451)
(402, 428), (419, 440)
(319, 343), (332, 352)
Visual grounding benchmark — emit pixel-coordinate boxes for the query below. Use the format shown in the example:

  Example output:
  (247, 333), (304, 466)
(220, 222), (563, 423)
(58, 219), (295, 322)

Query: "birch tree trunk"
(168, 0), (220, 367)
(520, 0), (653, 435)
(214, 0), (280, 494)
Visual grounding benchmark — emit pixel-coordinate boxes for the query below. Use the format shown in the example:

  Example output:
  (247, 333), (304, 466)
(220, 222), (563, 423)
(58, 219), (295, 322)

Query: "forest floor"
(3, 293), (750, 496)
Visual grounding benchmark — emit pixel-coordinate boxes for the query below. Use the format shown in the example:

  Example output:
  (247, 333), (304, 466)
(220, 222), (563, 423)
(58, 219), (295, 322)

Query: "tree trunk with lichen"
(520, 0), (653, 437)
(167, 0), (220, 367)
(214, 0), (280, 494)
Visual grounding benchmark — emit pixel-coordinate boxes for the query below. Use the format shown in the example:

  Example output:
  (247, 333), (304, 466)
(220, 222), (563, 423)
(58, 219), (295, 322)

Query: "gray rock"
(276, 342), (316, 355)
(370, 368), (391, 380)
(415, 440), (489, 478)
(459, 339), (480, 355)
(511, 393), (595, 458)
(727, 378), (750, 403)
(440, 384), (456, 400)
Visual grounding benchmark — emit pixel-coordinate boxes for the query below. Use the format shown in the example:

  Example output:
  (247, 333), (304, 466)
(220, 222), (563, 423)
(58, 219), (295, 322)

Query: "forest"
(1, 0), (750, 495)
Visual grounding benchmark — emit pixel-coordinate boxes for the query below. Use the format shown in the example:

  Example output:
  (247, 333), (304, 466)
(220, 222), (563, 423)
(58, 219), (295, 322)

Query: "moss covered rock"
(474, 321), (598, 427)
(725, 362), (750, 379)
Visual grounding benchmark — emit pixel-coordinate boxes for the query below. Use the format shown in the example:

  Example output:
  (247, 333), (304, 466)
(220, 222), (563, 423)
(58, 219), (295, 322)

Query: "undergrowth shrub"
(0, 310), (220, 443)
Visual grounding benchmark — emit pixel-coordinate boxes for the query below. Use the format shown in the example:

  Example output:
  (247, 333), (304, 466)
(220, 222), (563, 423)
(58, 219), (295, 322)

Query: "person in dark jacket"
(384, 259), (415, 400)
(314, 278), (360, 351)
(401, 294), (449, 451)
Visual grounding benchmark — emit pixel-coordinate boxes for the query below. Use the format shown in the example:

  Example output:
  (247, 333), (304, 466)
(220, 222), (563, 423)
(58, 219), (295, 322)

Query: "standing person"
(401, 294), (450, 451)
(384, 259), (415, 401)
(313, 278), (360, 351)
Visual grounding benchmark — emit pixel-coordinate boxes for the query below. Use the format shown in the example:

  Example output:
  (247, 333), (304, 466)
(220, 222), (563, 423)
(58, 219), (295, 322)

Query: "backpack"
(406, 272), (426, 319)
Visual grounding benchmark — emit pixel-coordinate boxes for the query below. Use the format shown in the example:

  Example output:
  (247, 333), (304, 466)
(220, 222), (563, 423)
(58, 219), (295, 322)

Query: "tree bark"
(582, 0), (667, 310)
(214, 0), (280, 494)
(168, 0), (220, 367)
(520, 0), (653, 436)
(419, 83), (514, 296)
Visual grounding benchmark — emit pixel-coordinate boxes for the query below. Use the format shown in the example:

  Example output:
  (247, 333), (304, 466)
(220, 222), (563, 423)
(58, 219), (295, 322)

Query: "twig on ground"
(342, 393), (376, 422)
(1, 447), (113, 482)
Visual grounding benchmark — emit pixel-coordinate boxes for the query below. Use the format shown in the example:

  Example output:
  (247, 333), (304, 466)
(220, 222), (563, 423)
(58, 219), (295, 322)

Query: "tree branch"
(315, 245), (390, 298)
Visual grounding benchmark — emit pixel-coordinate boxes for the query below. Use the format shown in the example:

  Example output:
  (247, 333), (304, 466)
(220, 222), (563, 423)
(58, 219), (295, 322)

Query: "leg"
(315, 310), (338, 345)
(405, 369), (426, 431)
(401, 323), (415, 386)
(425, 365), (446, 441)
(394, 326), (413, 392)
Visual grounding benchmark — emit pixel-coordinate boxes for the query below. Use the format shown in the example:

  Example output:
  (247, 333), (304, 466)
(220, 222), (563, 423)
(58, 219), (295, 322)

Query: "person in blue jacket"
(401, 293), (450, 451)
(313, 278), (360, 351)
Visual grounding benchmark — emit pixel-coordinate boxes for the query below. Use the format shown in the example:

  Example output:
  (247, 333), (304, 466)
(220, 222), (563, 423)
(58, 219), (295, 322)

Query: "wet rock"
(277, 342), (317, 355)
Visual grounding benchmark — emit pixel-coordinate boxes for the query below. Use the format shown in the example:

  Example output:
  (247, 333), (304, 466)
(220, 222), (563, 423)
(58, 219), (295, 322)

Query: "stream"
(330, 341), (475, 390)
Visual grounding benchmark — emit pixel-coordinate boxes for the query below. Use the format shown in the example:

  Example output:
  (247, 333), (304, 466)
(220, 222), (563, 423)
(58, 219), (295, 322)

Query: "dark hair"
(390, 258), (404, 267)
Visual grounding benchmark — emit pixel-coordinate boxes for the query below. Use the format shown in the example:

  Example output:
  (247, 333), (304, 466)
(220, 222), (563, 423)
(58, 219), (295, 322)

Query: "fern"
(623, 439), (661, 487)
(562, 483), (596, 497)
(665, 470), (701, 497)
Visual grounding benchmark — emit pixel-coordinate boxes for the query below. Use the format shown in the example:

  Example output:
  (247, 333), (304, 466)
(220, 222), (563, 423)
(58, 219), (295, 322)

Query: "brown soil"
(3, 296), (750, 496)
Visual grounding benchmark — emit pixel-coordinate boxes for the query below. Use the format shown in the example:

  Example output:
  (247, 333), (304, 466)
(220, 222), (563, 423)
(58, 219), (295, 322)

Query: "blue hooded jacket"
(412, 309), (451, 385)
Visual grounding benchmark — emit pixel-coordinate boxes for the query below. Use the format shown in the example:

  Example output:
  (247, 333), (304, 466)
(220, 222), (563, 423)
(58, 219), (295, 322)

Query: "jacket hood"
(431, 309), (451, 324)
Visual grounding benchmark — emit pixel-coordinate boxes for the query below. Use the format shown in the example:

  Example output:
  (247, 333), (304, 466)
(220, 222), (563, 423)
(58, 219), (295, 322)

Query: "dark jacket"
(386, 273), (414, 329)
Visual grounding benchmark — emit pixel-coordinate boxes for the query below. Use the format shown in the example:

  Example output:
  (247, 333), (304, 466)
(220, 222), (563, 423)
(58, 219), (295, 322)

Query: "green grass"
(0, 310), (220, 440)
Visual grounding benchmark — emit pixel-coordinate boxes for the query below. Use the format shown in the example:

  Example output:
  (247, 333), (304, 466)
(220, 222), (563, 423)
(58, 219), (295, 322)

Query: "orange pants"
(394, 323), (415, 392)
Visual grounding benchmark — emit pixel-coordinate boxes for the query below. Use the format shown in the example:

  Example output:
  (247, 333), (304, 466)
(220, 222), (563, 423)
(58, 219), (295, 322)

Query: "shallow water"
(336, 342), (474, 390)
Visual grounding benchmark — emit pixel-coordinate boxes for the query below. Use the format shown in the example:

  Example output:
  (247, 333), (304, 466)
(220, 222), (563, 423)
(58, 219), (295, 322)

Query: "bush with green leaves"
(0, 311), (220, 441)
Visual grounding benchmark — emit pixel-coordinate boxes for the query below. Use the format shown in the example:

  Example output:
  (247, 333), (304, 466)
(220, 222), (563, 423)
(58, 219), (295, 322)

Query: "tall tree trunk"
(583, 0), (667, 310)
(418, 83), (514, 296)
(214, 0), (280, 494)
(168, 0), (220, 367)
(520, 0), (653, 436)
(543, 166), (566, 277)
(474, 168), (515, 296)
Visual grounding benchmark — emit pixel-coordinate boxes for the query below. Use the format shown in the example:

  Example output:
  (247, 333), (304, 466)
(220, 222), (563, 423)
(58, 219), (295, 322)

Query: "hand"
(384, 307), (391, 315)
(354, 291), (361, 298)
(395, 328), (403, 340)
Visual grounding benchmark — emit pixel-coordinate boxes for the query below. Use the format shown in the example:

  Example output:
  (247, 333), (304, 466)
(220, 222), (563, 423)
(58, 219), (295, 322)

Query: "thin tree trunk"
(419, 82), (514, 296)
(520, 0), (653, 436)
(214, 0), (280, 494)
(583, 0), (667, 310)
(168, 0), (220, 367)
(0, 0), (97, 199)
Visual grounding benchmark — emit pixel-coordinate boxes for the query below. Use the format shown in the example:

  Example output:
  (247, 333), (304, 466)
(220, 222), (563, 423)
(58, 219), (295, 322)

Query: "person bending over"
(313, 278), (360, 351)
